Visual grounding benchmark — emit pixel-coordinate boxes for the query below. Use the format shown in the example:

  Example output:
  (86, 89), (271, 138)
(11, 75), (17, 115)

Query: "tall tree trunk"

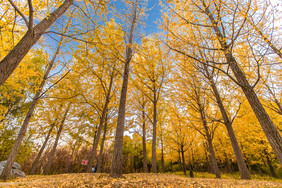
(191, 148), (195, 170)
(161, 138), (165, 173)
(110, 2), (137, 178)
(181, 145), (186, 175)
(142, 107), (148, 173)
(38, 150), (49, 174)
(152, 91), (157, 173)
(223, 152), (232, 174)
(203, 143), (210, 173)
(110, 59), (130, 178)
(0, 0), (73, 86)
(44, 103), (70, 175)
(228, 56), (282, 166)
(206, 135), (221, 178)
(203, 3), (282, 167)
(97, 114), (108, 173)
(86, 77), (113, 173)
(264, 149), (277, 178)
(0, 43), (62, 180)
(178, 149), (182, 170)
(198, 99), (221, 178)
(136, 144), (139, 172)
(204, 66), (251, 179)
(30, 123), (56, 175)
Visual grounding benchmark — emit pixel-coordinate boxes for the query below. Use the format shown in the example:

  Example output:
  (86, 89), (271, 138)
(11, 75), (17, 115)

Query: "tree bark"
(178, 149), (182, 170)
(203, 3), (282, 167)
(229, 56), (282, 166)
(0, 0), (73, 86)
(110, 2), (137, 178)
(0, 43), (62, 180)
(204, 65), (251, 179)
(197, 93), (221, 178)
(181, 145), (186, 175)
(44, 103), (70, 175)
(206, 135), (221, 178)
(29, 123), (56, 175)
(142, 106), (148, 173)
(223, 152), (232, 174)
(264, 149), (277, 178)
(204, 145), (211, 173)
(110, 60), (130, 177)
(152, 90), (157, 173)
(97, 114), (108, 173)
(86, 77), (113, 173)
(161, 138), (165, 173)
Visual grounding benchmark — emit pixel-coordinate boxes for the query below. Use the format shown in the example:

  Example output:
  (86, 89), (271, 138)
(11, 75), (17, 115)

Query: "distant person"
(92, 166), (96, 173)
(92, 164), (98, 173)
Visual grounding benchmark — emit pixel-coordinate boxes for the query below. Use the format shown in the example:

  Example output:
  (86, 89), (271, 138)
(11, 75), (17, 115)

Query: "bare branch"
(8, 0), (28, 27)
(27, 0), (34, 29)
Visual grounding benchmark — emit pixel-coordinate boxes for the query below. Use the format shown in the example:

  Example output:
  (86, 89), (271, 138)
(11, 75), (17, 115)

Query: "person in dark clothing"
(91, 166), (95, 173)
(92, 164), (98, 173)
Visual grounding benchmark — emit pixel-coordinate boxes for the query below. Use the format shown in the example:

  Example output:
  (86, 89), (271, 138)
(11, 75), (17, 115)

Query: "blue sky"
(42, 0), (163, 70)
(111, 0), (163, 35)
(145, 0), (162, 34)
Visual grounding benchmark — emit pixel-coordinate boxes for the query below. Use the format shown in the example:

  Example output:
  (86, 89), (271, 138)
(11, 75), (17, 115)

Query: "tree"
(171, 63), (221, 178)
(201, 63), (251, 179)
(132, 37), (169, 172)
(129, 89), (149, 172)
(72, 19), (123, 173)
(0, 0), (74, 86)
(110, 0), (143, 178)
(166, 105), (192, 175)
(0, 30), (68, 179)
(246, 0), (282, 59)
(96, 110), (109, 173)
(162, 0), (282, 167)
(44, 103), (71, 175)
(29, 121), (56, 175)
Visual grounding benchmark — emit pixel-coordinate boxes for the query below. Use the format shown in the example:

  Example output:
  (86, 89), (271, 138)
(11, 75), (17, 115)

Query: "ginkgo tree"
(162, 0), (282, 167)
(71, 19), (124, 173)
(0, 49), (46, 166)
(0, 0), (74, 85)
(165, 104), (194, 175)
(0, 19), (76, 179)
(111, 0), (147, 178)
(128, 87), (150, 172)
(132, 36), (169, 173)
(1, 0), (282, 181)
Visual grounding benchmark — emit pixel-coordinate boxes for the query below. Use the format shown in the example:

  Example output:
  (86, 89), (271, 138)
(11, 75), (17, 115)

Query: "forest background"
(0, 0), (281, 181)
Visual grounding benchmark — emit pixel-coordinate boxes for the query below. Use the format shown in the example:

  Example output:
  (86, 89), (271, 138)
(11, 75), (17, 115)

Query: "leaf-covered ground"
(0, 173), (281, 187)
